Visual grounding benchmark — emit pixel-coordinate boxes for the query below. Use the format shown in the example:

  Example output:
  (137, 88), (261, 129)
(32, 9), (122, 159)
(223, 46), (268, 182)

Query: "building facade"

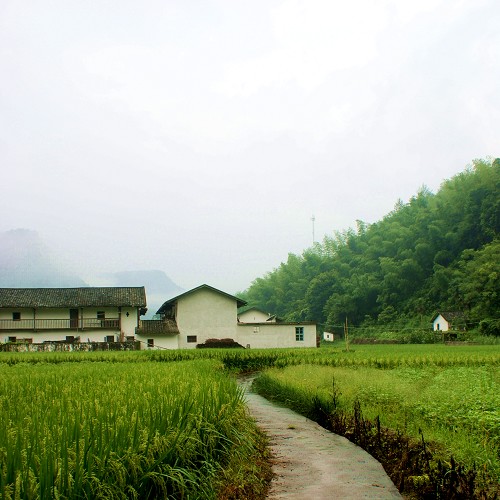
(0, 287), (146, 344)
(142, 284), (317, 349)
(1, 285), (318, 350)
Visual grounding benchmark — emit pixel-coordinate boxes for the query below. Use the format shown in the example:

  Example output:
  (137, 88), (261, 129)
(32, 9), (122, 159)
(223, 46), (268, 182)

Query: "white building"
(0, 287), (147, 345)
(432, 311), (465, 332)
(138, 284), (317, 349)
(238, 307), (278, 323)
(0, 285), (318, 350)
(323, 331), (334, 342)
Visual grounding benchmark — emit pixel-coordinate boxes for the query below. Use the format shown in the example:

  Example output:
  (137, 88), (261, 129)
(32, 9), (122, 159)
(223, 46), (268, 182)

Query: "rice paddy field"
(251, 344), (500, 498)
(0, 343), (498, 499)
(0, 357), (270, 499)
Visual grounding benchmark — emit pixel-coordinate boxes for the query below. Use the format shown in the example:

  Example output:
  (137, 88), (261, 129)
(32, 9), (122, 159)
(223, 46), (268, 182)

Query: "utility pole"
(311, 214), (316, 244)
(344, 317), (350, 352)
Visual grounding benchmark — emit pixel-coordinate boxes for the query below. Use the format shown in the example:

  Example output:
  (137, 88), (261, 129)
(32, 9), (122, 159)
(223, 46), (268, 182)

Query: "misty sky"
(1, 0), (498, 293)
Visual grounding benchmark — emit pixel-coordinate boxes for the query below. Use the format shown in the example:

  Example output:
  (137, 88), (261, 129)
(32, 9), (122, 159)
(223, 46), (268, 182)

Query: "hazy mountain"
(0, 229), (183, 316)
(0, 229), (87, 287)
(90, 270), (184, 318)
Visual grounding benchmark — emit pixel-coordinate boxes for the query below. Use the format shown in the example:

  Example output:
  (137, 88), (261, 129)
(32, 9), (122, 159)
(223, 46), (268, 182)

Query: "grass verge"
(253, 366), (499, 499)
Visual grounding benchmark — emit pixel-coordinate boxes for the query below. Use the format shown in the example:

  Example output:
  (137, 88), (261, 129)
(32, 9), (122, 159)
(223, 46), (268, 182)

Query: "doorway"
(70, 309), (79, 329)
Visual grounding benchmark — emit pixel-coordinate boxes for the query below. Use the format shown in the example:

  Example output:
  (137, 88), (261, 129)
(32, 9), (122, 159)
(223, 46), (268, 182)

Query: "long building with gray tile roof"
(0, 287), (146, 309)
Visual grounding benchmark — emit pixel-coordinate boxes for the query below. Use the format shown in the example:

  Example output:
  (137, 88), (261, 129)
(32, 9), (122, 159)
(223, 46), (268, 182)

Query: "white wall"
(238, 309), (271, 323)
(0, 306), (139, 343)
(0, 308), (35, 320)
(176, 288), (239, 348)
(120, 307), (139, 337)
(135, 334), (179, 350)
(323, 332), (334, 342)
(236, 323), (317, 349)
(433, 314), (449, 331)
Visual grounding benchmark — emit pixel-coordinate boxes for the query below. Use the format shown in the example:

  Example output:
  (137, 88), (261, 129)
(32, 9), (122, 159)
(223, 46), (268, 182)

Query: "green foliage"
(243, 158), (500, 329)
(479, 318), (500, 337)
(0, 346), (498, 497)
(253, 358), (500, 498)
(0, 359), (263, 499)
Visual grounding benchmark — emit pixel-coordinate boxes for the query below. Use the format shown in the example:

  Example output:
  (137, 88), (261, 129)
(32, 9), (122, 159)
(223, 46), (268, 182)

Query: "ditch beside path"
(239, 377), (402, 500)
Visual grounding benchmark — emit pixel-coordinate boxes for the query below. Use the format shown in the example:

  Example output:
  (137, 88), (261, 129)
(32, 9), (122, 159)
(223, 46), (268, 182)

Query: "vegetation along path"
(239, 376), (401, 499)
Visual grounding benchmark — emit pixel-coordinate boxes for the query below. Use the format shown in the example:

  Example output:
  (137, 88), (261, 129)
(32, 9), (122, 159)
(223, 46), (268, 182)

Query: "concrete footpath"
(239, 377), (402, 500)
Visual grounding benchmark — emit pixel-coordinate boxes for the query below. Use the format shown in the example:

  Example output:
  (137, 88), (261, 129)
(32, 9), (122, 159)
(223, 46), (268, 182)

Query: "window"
(97, 311), (105, 319)
(12, 312), (21, 321)
(147, 338), (154, 348)
(105, 335), (114, 343)
(8, 336), (16, 343)
(295, 327), (304, 341)
(187, 335), (197, 343)
(66, 336), (75, 343)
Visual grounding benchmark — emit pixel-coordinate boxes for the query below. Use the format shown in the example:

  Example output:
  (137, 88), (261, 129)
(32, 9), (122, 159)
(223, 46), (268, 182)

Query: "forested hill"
(241, 158), (500, 333)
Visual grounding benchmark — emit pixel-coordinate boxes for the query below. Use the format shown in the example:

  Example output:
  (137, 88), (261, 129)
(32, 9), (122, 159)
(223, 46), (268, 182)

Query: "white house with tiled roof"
(1, 285), (318, 350)
(0, 287), (147, 344)
(431, 311), (466, 332)
(142, 284), (317, 349)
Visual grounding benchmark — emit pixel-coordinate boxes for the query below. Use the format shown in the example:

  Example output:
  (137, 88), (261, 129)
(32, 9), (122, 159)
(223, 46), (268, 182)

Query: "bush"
(197, 338), (245, 349)
(479, 318), (500, 336)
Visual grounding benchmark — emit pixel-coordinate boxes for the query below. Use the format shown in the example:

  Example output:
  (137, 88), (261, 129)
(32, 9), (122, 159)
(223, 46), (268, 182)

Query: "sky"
(1, 0), (498, 294)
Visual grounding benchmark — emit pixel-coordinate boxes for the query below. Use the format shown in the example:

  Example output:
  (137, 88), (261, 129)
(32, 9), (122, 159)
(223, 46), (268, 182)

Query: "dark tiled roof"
(0, 287), (147, 308)
(157, 284), (247, 314)
(136, 319), (179, 335)
(432, 311), (465, 322)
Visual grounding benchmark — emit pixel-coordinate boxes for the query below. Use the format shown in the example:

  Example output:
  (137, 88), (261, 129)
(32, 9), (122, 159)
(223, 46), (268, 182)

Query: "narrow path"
(239, 377), (401, 500)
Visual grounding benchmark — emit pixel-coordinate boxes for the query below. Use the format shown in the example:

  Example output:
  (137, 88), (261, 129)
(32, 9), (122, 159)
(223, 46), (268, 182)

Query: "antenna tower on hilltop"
(311, 214), (316, 244)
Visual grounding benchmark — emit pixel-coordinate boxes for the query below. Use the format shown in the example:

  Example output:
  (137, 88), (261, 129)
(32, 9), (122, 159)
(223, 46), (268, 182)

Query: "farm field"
(252, 344), (500, 498)
(0, 358), (270, 499)
(0, 343), (498, 498)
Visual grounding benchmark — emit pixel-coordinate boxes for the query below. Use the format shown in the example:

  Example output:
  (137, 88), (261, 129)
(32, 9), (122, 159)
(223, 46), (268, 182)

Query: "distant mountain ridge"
(0, 229), (183, 317)
(91, 270), (184, 318)
(94, 270), (182, 295)
(0, 229), (86, 287)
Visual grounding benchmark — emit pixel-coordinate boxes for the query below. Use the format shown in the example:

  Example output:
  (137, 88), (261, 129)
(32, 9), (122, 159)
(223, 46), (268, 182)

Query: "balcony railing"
(0, 318), (120, 331)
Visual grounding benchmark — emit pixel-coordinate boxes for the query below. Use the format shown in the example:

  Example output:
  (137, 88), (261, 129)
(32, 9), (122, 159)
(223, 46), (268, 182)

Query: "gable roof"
(238, 306), (269, 315)
(137, 319), (179, 335)
(156, 284), (247, 314)
(431, 311), (465, 322)
(0, 287), (147, 309)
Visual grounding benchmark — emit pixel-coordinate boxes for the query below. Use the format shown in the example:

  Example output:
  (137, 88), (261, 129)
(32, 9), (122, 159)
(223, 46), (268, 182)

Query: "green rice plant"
(0, 359), (261, 499)
(253, 361), (500, 497)
(1, 344), (498, 371)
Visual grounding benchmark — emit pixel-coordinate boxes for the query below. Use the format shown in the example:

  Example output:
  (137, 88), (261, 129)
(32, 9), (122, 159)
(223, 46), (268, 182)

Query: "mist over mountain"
(0, 229), (87, 287)
(93, 270), (182, 295)
(90, 270), (184, 317)
(0, 230), (183, 317)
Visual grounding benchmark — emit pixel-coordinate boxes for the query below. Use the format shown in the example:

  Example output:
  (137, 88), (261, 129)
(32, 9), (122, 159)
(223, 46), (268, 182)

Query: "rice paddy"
(0, 343), (498, 498)
(251, 345), (500, 498)
(0, 358), (266, 499)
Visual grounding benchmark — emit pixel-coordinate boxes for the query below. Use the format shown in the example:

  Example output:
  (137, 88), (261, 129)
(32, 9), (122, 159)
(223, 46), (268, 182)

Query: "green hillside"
(241, 158), (500, 335)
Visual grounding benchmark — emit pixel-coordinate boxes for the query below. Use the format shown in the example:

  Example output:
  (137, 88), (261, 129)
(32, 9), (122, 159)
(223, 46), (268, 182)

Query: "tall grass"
(0, 359), (259, 499)
(253, 362), (499, 497)
(0, 344), (498, 370)
(0, 344), (498, 497)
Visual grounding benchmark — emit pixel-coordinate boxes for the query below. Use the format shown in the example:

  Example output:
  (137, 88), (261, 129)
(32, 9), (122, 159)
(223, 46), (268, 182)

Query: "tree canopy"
(241, 158), (500, 332)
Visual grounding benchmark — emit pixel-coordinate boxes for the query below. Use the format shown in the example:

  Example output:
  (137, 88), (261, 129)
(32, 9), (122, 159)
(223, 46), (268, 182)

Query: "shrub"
(479, 318), (500, 336)
(197, 338), (245, 349)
